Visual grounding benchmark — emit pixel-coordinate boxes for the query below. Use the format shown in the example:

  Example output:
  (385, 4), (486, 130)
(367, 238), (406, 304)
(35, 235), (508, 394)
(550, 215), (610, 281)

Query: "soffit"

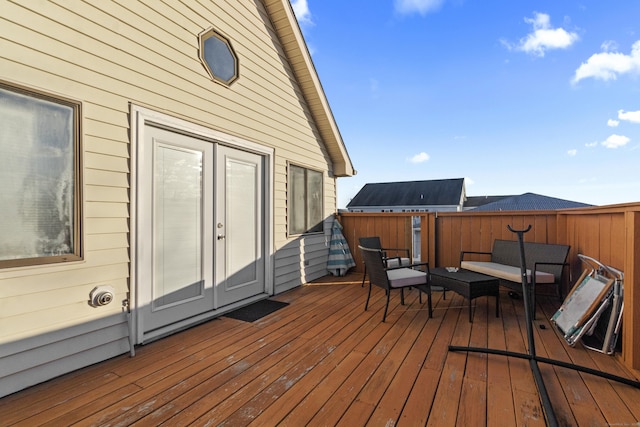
(262, 0), (354, 177)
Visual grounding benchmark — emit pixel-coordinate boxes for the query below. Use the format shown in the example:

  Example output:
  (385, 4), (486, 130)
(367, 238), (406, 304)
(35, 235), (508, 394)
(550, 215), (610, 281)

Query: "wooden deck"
(2, 273), (639, 426)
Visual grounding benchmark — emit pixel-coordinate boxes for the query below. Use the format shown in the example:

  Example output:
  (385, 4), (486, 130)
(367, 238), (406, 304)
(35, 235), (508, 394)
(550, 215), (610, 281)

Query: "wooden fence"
(338, 202), (640, 376)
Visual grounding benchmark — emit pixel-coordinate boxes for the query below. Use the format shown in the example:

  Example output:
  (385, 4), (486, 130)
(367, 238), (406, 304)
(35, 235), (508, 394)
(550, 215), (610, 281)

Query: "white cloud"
(567, 149), (577, 156)
(291, 0), (313, 26)
(572, 40), (640, 83)
(618, 109), (640, 123)
(601, 134), (630, 148)
(585, 141), (598, 148)
(504, 13), (579, 57)
(607, 119), (619, 127)
(394, 0), (445, 15)
(601, 40), (619, 52)
(408, 152), (430, 163)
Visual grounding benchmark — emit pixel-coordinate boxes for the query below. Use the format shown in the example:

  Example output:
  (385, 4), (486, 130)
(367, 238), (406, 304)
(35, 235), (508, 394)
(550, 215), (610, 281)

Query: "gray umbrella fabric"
(327, 218), (356, 277)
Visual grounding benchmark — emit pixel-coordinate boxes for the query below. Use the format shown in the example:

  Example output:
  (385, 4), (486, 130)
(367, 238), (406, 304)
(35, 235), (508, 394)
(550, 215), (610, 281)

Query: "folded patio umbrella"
(327, 217), (356, 276)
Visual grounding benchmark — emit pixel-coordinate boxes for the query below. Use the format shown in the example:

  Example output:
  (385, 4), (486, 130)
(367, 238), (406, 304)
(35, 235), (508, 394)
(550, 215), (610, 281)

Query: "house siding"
(0, 0), (344, 397)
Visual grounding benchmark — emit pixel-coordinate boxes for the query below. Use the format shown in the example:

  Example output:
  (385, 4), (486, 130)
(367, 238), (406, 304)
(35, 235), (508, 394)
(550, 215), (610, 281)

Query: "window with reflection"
(0, 82), (82, 268)
(199, 28), (239, 85)
(289, 164), (323, 235)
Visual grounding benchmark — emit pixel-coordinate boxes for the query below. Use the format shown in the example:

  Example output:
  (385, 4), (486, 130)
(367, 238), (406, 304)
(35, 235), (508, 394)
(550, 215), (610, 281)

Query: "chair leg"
(361, 265), (367, 287)
(365, 283), (372, 311)
(400, 288), (405, 305)
(383, 291), (390, 322)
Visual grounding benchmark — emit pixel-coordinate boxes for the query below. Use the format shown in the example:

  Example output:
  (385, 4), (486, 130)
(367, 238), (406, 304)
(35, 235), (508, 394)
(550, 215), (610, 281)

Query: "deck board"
(458, 297), (489, 427)
(366, 294), (446, 426)
(486, 294), (516, 427)
(1, 273), (639, 426)
(538, 296), (640, 426)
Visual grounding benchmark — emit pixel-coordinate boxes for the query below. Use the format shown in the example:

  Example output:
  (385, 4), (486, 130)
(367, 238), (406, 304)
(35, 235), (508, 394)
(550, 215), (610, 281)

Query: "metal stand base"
(448, 226), (640, 427)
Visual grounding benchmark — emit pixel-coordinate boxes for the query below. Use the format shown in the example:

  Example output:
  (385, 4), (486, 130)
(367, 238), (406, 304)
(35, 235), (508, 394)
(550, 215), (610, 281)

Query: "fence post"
(624, 211), (640, 374)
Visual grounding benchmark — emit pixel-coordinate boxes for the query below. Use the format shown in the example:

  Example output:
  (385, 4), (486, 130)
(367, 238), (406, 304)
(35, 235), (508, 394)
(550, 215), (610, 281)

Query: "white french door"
(215, 145), (265, 306)
(138, 125), (214, 333)
(137, 124), (266, 338)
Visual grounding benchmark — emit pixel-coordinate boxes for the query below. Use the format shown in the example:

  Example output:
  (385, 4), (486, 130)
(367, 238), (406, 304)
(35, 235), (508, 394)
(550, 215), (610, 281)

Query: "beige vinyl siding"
(274, 228), (335, 293)
(0, 0), (345, 396)
(274, 169), (338, 293)
(0, 316), (130, 397)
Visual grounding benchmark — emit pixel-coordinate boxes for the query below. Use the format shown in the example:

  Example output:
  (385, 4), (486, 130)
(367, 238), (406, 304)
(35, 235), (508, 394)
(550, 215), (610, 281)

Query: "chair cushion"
(387, 268), (427, 288)
(385, 257), (411, 268)
(461, 261), (555, 284)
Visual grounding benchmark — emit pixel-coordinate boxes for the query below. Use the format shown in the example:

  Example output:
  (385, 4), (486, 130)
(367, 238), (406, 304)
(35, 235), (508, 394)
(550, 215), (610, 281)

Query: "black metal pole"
(509, 225), (557, 427)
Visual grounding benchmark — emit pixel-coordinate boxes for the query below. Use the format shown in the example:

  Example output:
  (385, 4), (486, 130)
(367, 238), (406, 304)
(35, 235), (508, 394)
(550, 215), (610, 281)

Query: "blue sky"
(290, 0), (640, 208)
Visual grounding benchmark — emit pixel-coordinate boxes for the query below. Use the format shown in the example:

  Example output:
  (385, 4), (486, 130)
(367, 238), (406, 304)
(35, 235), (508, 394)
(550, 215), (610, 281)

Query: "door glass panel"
(154, 144), (204, 308)
(226, 158), (258, 285)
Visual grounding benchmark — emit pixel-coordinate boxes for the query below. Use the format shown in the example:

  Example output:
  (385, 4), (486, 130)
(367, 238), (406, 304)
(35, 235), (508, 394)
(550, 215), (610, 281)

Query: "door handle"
(217, 234), (226, 240)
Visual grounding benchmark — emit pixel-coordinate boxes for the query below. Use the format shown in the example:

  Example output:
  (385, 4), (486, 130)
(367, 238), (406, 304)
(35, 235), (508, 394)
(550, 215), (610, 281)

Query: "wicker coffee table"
(430, 267), (500, 322)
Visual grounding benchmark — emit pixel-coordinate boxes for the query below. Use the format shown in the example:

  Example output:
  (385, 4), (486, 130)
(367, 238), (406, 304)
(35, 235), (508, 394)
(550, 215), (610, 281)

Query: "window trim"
(288, 163), (324, 236)
(198, 28), (239, 86)
(0, 80), (83, 269)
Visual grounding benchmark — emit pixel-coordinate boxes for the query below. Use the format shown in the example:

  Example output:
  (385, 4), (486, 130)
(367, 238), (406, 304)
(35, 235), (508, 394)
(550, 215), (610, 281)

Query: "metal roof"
(347, 178), (465, 208)
(464, 195), (511, 208)
(470, 193), (592, 211)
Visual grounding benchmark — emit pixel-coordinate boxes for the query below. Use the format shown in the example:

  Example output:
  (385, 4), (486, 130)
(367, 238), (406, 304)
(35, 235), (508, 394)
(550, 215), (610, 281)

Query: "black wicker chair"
(359, 245), (432, 322)
(359, 236), (411, 287)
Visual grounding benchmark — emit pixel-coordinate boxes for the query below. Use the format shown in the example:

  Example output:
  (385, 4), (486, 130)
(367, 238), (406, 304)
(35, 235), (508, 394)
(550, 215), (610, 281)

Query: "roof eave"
(262, 0), (354, 177)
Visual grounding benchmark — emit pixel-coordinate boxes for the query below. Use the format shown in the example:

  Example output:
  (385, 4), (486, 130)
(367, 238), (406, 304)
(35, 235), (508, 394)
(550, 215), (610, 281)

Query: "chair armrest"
(460, 250), (492, 263)
(386, 262), (429, 272)
(534, 261), (569, 268)
(533, 261), (570, 281)
(382, 247), (411, 258)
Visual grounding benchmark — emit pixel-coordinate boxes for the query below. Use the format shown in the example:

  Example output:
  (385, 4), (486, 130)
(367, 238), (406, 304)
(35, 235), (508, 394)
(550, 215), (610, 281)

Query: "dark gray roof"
(346, 178), (465, 208)
(464, 195), (511, 208)
(470, 193), (592, 211)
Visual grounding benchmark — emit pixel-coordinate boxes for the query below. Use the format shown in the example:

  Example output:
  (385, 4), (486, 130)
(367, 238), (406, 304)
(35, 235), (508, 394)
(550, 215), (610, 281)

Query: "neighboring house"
(346, 179), (591, 213)
(348, 182), (591, 262)
(469, 193), (592, 211)
(0, 0), (354, 397)
(346, 178), (467, 212)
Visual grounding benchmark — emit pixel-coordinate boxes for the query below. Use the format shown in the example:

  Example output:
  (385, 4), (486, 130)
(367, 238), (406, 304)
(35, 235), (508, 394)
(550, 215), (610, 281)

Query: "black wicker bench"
(460, 239), (570, 313)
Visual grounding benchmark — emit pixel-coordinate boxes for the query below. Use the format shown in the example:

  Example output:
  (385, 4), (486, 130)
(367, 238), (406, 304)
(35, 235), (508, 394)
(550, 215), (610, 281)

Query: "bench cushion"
(387, 268), (427, 288)
(461, 261), (555, 284)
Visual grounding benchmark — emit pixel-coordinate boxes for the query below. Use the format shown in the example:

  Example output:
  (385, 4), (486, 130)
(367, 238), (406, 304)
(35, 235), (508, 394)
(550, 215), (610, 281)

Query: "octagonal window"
(199, 29), (238, 85)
